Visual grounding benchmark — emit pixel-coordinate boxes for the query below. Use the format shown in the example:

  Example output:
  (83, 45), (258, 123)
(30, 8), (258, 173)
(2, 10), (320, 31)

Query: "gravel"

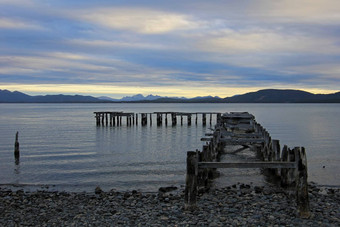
(0, 183), (339, 226)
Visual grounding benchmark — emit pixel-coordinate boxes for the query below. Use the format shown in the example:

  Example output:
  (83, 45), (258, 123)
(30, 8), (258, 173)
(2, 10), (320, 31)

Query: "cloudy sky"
(0, 0), (339, 98)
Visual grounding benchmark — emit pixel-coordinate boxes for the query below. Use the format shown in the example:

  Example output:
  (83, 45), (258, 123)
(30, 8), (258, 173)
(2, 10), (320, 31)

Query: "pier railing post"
(295, 147), (310, 218)
(185, 151), (198, 210)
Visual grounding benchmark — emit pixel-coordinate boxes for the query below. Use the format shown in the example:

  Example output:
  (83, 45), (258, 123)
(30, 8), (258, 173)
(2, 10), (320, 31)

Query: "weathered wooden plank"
(198, 161), (297, 169)
(220, 138), (264, 144)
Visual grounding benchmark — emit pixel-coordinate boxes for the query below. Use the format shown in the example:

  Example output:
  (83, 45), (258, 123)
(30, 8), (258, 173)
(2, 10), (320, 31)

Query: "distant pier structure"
(94, 111), (222, 127)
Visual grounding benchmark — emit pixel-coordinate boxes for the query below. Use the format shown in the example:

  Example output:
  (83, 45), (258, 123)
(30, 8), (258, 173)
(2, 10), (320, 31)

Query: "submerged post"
(185, 151), (198, 210)
(295, 147), (310, 218)
(14, 132), (19, 159)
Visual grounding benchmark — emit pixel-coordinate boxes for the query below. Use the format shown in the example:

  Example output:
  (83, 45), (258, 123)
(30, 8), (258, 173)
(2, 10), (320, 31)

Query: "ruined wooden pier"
(185, 112), (310, 218)
(94, 111), (222, 127)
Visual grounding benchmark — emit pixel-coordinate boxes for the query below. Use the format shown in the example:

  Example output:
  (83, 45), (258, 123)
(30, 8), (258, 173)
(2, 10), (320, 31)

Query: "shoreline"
(1, 183), (339, 226)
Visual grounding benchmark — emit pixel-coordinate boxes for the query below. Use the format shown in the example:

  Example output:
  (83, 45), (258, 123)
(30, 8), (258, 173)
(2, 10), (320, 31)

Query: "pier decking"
(185, 112), (310, 218)
(94, 112), (222, 126)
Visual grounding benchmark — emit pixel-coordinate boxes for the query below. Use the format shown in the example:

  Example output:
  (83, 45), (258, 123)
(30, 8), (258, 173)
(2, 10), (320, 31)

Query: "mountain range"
(0, 89), (339, 103)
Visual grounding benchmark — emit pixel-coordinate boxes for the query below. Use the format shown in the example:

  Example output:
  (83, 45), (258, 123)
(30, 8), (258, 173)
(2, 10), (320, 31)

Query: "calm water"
(0, 103), (339, 192)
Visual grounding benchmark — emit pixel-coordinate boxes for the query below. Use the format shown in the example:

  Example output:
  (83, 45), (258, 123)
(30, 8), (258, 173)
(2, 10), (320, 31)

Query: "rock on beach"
(0, 184), (339, 226)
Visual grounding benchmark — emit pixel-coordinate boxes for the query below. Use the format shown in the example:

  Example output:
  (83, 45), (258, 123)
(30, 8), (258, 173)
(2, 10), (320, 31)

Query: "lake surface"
(0, 103), (339, 192)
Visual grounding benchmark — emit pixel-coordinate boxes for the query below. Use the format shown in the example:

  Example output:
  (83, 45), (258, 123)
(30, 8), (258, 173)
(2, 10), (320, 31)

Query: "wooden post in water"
(185, 151), (198, 210)
(188, 114), (192, 126)
(157, 113), (162, 126)
(202, 113), (206, 126)
(149, 113), (152, 126)
(195, 113), (198, 125)
(101, 113), (104, 126)
(294, 147), (310, 218)
(136, 113), (138, 126)
(210, 113), (212, 125)
(172, 113), (177, 126)
(141, 113), (147, 126)
(217, 113), (221, 124)
(165, 113), (168, 126)
(14, 132), (20, 160)
(181, 115), (183, 125)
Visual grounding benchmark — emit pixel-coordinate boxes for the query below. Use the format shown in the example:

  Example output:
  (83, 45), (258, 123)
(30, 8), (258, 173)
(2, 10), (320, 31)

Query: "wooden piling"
(188, 114), (192, 126)
(202, 113), (206, 126)
(185, 151), (198, 210)
(149, 113), (152, 126)
(141, 113), (147, 126)
(295, 147), (310, 218)
(172, 113), (177, 126)
(281, 145), (289, 187)
(95, 113), (100, 126)
(14, 132), (19, 159)
(101, 113), (104, 126)
(210, 113), (212, 125)
(181, 115), (183, 125)
(217, 113), (221, 124)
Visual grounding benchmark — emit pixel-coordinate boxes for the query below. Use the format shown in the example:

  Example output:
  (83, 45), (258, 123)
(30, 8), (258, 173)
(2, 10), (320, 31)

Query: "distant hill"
(224, 89), (340, 103)
(1, 89), (339, 103)
(0, 89), (104, 103)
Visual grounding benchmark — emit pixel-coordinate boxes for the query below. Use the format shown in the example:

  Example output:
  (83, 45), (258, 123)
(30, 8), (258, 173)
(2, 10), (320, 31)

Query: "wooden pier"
(185, 112), (310, 218)
(94, 111), (222, 127)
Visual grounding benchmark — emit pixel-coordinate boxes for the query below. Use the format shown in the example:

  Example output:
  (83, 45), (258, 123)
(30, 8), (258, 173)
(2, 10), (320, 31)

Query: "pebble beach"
(0, 183), (339, 226)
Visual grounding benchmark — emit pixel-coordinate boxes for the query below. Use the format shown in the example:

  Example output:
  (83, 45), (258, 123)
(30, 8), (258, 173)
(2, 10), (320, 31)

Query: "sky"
(0, 0), (339, 98)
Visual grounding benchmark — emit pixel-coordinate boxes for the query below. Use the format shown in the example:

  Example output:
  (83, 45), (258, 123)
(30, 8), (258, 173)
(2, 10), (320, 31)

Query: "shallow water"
(0, 103), (339, 191)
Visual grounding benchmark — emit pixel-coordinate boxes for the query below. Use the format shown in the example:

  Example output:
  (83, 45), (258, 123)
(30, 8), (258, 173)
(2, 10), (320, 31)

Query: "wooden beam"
(198, 161), (297, 169)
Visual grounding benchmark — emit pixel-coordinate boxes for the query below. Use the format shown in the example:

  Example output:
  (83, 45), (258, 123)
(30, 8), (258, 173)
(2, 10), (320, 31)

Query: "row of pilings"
(94, 112), (222, 127)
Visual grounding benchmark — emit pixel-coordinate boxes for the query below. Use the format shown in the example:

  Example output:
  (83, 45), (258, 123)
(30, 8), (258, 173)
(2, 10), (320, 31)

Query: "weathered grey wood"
(272, 140), (281, 176)
(281, 145), (289, 187)
(220, 138), (264, 145)
(185, 151), (198, 210)
(198, 162), (296, 169)
(14, 131), (20, 159)
(295, 147), (310, 218)
(188, 114), (192, 125)
(229, 145), (249, 154)
(287, 148), (296, 186)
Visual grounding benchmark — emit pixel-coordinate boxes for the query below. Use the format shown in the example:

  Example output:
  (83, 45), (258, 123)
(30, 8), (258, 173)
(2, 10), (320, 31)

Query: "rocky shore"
(0, 183), (339, 226)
